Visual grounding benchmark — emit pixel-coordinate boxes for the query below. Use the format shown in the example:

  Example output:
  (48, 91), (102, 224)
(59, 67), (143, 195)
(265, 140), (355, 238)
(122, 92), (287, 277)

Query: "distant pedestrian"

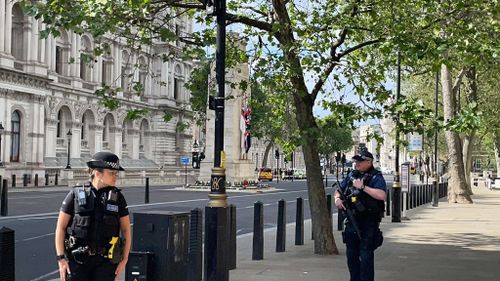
(335, 150), (386, 281)
(55, 152), (131, 281)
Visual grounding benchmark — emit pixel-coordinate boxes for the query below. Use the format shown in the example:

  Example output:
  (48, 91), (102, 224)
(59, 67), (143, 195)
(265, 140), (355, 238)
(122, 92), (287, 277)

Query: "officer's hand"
(352, 179), (363, 189)
(334, 197), (345, 210)
(58, 259), (70, 281)
(114, 259), (127, 281)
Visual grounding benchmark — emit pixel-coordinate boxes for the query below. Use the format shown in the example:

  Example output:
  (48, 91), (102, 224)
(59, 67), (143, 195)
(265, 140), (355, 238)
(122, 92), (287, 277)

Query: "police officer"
(334, 151), (386, 281)
(55, 152), (131, 281)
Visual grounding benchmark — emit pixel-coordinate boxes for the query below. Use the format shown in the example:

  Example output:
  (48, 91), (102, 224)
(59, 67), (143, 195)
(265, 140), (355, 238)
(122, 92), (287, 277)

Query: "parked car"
(258, 168), (273, 181)
(294, 169), (306, 179)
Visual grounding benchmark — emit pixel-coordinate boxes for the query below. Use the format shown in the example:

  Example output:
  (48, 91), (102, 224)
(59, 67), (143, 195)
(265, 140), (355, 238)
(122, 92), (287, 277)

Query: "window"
(56, 46), (63, 75)
(10, 111), (21, 162)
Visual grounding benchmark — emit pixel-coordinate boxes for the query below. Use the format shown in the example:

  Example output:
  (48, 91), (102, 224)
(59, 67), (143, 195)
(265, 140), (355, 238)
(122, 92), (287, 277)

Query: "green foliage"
(185, 59), (212, 125)
(317, 116), (354, 157)
(126, 109), (149, 120)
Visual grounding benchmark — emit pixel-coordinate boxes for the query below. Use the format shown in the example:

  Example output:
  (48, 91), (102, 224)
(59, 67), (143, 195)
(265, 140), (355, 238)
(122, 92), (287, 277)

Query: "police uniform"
(340, 164), (386, 281)
(60, 152), (128, 281)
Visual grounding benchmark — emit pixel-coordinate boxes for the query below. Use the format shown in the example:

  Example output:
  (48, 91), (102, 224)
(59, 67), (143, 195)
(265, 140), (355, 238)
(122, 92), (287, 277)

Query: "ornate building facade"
(0, 0), (197, 186)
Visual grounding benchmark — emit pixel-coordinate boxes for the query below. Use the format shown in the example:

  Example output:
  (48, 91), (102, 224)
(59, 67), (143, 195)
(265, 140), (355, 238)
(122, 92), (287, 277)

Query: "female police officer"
(55, 152), (131, 281)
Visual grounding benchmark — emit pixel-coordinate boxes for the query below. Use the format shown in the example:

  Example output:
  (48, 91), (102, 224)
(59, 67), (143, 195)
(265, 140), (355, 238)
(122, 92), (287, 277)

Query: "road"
(0, 177), (347, 281)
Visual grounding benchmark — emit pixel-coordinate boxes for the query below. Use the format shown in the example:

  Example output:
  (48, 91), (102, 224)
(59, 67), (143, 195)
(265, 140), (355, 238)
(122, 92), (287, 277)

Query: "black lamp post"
(65, 129), (72, 169)
(392, 51), (402, 223)
(0, 122), (4, 167)
(205, 0), (229, 280)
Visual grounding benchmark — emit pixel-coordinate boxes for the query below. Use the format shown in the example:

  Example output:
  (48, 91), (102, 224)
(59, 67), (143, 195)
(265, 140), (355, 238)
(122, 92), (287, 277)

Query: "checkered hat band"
(104, 161), (120, 169)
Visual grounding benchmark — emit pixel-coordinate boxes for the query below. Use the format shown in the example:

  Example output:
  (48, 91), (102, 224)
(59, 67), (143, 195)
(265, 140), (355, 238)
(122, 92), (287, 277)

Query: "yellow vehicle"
(258, 168), (273, 181)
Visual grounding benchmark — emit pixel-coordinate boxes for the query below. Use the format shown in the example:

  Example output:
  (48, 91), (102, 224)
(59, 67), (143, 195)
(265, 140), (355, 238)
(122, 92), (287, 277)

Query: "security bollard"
(188, 208), (203, 281)
(1, 179), (7, 216)
(45, 173), (49, 186)
(276, 199), (286, 252)
(228, 204), (236, 270)
(252, 201), (264, 260)
(145, 177), (150, 204)
(35, 174), (39, 187)
(0, 227), (15, 281)
(295, 197), (304, 246)
(386, 186), (391, 216)
(23, 174), (28, 187)
(11, 175), (15, 188)
(54, 173), (58, 186)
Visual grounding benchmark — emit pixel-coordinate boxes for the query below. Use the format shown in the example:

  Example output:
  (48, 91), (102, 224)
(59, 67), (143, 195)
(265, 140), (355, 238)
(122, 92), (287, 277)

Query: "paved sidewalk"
(230, 187), (500, 281)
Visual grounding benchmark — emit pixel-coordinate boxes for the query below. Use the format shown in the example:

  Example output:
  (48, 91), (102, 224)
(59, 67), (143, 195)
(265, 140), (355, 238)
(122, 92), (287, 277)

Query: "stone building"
(0, 0), (197, 186)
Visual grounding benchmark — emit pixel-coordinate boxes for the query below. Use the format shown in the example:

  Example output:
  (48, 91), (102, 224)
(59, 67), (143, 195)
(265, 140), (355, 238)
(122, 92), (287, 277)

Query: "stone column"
(26, 17), (34, 62)
(113, 43), (120, 87)
(71, 122), (81, 158)
(45, 119), (58, 158)
(39, 23), (46, 64)
(4, 0), (12, 54)
(0, 0), (6, 53)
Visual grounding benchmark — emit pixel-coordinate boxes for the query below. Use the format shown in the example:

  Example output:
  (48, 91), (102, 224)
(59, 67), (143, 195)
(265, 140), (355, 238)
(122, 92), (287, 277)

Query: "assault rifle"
(336, 177), (362, 239)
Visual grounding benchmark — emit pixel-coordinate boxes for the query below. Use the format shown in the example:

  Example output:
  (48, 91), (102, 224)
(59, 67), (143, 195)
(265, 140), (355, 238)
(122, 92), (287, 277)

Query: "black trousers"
(68, 255), (117, 281)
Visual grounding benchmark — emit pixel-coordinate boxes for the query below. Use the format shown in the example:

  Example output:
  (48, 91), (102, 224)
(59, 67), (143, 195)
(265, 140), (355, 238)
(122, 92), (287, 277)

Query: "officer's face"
(355, 159), (373, 172)
(97, 169), (118, 187)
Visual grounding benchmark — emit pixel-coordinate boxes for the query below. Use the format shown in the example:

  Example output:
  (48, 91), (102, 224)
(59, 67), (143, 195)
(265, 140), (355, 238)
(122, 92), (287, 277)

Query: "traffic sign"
(180, 156), (190, 165)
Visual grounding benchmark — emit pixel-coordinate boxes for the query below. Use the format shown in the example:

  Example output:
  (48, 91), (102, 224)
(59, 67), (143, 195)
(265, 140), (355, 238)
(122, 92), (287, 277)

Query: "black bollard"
(0, 227), (15, 281)
(45, 173), (49, 186)
(188, 208), (203, 281)
(1, 179), (7, 216)
(35, 174), (39, 187)
(23, 174), (28, 187)
(276, 199), (286, 252)
(326, 194), (332, 219)
(386, 186), (391, 216)
(337, 209), (345, 231)
(252, 201), (264, 260)
(295, 197), (304, 246)
(54, 173), (58, 186)
(145, 177), (150, 204)
(228, 204), (236, 270)
(11, 174), (15, 188)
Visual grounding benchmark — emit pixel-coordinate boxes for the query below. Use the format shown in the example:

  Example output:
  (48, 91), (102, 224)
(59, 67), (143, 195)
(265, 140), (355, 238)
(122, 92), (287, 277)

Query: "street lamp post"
(0, 122), (4, 167)
(65, 130), (72, 169)
(392, 52), (402, 223)
(432, 71), (439, 207)
(205, 0), (229, 280)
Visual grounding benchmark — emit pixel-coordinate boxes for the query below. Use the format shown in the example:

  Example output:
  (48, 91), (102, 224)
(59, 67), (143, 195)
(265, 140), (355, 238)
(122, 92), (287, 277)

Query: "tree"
(26, 0), (498, 253)
(317, 116), (353, 165)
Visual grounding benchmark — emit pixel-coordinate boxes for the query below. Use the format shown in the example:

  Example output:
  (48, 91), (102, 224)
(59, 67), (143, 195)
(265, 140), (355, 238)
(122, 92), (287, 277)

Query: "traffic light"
(192, 153), (200, 169)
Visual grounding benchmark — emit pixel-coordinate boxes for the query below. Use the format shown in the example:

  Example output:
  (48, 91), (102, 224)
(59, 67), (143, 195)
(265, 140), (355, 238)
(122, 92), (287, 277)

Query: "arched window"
(11, 4), (26, 64)
(80, 36), (92, 81)
(10, 111), (21, 162)
(55, 31), (70, 76)
(174, 65), (182, 100)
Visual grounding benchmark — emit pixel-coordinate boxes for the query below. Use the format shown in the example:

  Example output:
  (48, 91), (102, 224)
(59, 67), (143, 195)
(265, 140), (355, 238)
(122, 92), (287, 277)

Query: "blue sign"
(180, 156), (190, 165)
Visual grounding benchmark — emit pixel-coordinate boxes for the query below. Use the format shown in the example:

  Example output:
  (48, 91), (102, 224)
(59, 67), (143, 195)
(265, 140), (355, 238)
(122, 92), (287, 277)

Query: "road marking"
(0, 189), (310, 221)
(30, 269), (58, 281)
(17, 233), (54, 243)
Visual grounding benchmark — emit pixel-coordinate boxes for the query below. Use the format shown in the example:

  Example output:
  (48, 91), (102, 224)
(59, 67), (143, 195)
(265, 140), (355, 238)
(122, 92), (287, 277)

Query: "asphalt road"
(0, 177), (345, 281)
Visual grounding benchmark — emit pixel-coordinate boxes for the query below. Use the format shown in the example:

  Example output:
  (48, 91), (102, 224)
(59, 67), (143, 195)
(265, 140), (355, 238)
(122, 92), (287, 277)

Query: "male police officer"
(55, 152), (131, 281)
(334, 151), (386, 281)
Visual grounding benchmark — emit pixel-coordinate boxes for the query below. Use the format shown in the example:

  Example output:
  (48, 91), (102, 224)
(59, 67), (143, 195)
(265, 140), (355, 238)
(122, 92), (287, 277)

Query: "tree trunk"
(462, 67), (477, 195)
(293, 90), (338, 255)
(441, 64), (473, 203)
(262, 141), (273, 168)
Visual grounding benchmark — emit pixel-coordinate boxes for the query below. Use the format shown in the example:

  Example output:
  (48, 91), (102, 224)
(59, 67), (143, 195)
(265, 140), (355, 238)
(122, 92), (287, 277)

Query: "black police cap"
(86, 151), (125, 171)
(352, 151), (374, 161)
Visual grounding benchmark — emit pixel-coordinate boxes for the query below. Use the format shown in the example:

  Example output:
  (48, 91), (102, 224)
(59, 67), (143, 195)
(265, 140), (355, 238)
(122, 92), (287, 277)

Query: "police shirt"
(60, 186), (129, 218)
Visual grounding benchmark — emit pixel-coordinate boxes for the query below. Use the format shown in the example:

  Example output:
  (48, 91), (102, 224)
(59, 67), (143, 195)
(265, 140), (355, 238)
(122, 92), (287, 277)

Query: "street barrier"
(0, 227), (15, 281)
(145, 177), (150, 204)
(276, 199), (286, 252)
(295, 197), (304, 246)
(228, 204), (237, 270)
(1, 179), (7, 216)
(45, 173), (49, 186)
(252, 201), (264, 260)
(188, 208), (203, 281)
(34, 174), (39, 187)
(54, 173), (58, 186)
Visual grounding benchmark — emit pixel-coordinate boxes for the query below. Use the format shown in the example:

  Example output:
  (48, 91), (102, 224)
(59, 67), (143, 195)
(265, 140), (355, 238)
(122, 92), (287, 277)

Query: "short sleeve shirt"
(60, 185), (129, 218)
(340, 170), (387, 193)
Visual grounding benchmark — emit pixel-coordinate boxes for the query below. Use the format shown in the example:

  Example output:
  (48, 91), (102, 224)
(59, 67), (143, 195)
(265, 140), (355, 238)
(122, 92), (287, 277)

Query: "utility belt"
(66, 235), (123, 264)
